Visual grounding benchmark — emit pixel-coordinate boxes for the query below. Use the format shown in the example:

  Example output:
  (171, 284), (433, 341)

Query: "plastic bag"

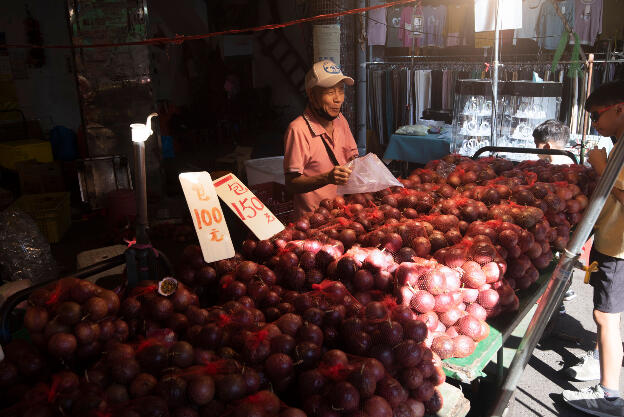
(337, 153), (403, 195)
(395, 124), (429, 136)
(0, 207), (58, 284)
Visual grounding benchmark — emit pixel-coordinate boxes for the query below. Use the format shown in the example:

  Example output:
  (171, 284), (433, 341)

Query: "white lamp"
(130, 113), (158, 142)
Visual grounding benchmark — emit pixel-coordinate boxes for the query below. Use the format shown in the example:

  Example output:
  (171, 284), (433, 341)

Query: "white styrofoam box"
(0, 279), (32, 308)
(244, 156), (285, 186)
(77, 245), (126, 283)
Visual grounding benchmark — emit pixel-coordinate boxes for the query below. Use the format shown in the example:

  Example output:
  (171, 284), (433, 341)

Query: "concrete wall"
(252, 0), (310, 129)
(148, 0), (210, 107)
(0, 0), (81, 132)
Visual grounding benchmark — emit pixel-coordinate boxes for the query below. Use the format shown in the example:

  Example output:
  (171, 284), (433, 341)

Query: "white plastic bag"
(337, 153), (403, 195)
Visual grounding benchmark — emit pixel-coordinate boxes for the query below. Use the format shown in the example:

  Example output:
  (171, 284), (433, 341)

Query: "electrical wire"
(0, 0), (418, 50)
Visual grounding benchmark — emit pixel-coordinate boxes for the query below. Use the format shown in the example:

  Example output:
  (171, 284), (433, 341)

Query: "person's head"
(585, 80), (624, 138)
(533, 119), (570, 150)
(305, 60), (354, 121)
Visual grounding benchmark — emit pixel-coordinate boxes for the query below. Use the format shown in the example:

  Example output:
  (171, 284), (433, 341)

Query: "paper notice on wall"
(474, 0), (522, 32)
(179, 172), (235, 263)
(313, 24), (341, 66)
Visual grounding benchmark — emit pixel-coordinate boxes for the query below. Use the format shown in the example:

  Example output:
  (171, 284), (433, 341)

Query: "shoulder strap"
(320, 136), (340, 166)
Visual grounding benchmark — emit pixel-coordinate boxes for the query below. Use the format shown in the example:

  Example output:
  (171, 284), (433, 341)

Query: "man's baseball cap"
(305, 60), (354, 91)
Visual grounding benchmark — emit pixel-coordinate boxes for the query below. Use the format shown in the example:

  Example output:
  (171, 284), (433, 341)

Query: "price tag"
(179, 172), (235, 263)
(213, 174), (285, 241)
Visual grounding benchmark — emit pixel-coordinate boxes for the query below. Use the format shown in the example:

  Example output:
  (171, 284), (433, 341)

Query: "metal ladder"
(255, 0), (309, 101)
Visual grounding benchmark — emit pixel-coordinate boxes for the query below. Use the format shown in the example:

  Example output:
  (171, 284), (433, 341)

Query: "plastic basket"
(249, 182), (294, 224)
(11, 192), (71, 243)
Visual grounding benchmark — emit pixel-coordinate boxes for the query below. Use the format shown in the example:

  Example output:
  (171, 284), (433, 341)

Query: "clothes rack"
(366, 56), (623, 151)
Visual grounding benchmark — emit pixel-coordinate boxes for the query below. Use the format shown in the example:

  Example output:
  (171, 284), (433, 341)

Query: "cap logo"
(322, 62), (341, 74)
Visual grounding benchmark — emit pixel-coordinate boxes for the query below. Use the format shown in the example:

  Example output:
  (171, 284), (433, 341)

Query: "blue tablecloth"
(383, 133), (453, 164)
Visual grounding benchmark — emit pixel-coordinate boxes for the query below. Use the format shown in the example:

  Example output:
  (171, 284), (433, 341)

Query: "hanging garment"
(413, 70), (432, 121)
(420, 6), (447, 48)
(391, 70), (401, 134)
(536, 0), (575, 50)
(600, 0), (624, 41)
(431, 70), (443, 110)
(370, 70), (388, 146)
(398, 69), (410, 126)
(443, 71), (459, 110)
(386, 6), (404, 47)
(367, 0), (387, 46)
(474, 0), (522, 32)
(463, 4), (476, 48)
(399, 7), (415, 47)
(446, 4), (469, 46)
(574, 0), (603, 45)
(474, 30), (515, 48)
(405, 69), (414, 125)
(514, 0), (544, 41)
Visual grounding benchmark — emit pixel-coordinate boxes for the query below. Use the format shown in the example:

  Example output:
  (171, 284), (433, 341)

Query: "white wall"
(0, 0), (81, 132)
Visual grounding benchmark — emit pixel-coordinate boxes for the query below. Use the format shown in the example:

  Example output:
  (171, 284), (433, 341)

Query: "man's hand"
(328, 165), (352, 185)
(588, 147), (608, 175)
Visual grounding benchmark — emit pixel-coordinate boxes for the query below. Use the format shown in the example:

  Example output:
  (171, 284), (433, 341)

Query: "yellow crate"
(12, 192), (71, 243)
(0, 139), (53, 170)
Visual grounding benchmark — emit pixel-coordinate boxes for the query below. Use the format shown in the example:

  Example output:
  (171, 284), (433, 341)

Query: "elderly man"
(283, 60), (359, 219)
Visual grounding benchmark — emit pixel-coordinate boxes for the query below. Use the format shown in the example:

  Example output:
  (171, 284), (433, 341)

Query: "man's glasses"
(590, 103), (622, 123)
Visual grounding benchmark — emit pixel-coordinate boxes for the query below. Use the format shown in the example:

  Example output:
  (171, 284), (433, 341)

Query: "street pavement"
(506, 269), (624, 417)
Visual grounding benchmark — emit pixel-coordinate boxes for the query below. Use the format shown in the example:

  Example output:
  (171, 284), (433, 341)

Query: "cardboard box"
(11, 192), (71, 243)
(16, 160), (65, 194)
(0, 187), (13, 210)
(0, 139), (53, 170)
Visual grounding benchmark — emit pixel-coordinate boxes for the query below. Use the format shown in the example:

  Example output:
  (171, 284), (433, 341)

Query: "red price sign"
(213, 174), (284, 240)
(179, 172), (235, 263)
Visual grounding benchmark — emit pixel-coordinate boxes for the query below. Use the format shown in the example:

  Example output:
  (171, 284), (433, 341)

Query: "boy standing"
(562, 80), (624, 416)
(533, 119), (574, 165)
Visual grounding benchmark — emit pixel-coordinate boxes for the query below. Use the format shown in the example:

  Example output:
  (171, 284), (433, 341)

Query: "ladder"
(256, 0), (310, 101)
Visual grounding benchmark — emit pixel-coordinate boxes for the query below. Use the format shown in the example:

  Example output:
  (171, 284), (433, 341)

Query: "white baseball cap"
(305, 60), (354, 91)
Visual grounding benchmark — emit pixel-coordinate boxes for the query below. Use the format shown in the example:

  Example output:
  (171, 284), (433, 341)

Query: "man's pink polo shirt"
(284, 108), (358, 219)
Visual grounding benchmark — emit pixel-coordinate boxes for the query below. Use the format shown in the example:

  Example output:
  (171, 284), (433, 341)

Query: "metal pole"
(580, 53), (595, 165)
(490, 132), (624, 417)
(491, 0), (500, 146)
(356, 0), (367, 155)
(133, 140), (149, 245)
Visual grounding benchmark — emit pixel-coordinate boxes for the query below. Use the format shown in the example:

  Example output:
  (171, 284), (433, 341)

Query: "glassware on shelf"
(452, 80), (563, 158)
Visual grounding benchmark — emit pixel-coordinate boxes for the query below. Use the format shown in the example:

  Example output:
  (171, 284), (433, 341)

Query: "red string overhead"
(0, 0), (418, 50)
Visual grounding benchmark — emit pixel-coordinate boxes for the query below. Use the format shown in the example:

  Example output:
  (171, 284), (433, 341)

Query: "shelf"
(510, 114), (547, 120)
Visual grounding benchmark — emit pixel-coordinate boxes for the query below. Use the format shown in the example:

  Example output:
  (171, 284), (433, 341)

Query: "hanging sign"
(179, 172), (235, 263)
(213, 173), (285, 241)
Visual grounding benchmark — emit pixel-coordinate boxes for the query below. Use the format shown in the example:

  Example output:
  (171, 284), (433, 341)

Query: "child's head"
(533, 119), (569, 150)
(585, 80), (624, 138)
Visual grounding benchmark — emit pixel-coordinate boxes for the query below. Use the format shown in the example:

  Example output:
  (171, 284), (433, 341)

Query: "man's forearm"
(286, 172), (330, 194)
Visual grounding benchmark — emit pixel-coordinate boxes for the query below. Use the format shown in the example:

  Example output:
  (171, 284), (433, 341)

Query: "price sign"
(213, 174), (285, 241)
(179, 172), (235, 263)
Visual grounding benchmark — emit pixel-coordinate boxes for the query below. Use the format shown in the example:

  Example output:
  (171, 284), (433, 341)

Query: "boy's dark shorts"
(589, 248), (624, 313)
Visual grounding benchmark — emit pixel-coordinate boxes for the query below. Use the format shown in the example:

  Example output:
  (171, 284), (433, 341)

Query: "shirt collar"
(303, 107), (341, 138)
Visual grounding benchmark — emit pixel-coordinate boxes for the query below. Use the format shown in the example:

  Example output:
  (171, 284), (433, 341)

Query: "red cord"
(0, 0), (417, 50)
